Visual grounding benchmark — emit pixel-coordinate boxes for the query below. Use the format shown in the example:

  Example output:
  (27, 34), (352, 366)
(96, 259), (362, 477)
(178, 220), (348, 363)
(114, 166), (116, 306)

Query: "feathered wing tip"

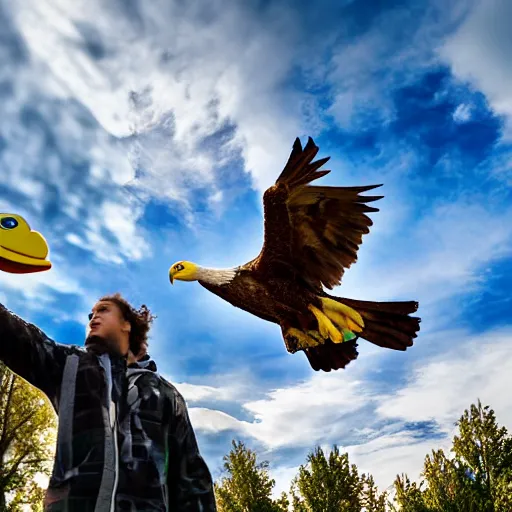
(276, 137), (331, 188)
(285, 182), (385, 290)
(304, 341), (359, 372)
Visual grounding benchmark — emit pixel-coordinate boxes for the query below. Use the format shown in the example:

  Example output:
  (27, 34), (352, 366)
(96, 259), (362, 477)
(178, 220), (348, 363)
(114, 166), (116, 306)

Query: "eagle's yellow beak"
(169, 265), (178, 284)
(0, 214), (52, 274)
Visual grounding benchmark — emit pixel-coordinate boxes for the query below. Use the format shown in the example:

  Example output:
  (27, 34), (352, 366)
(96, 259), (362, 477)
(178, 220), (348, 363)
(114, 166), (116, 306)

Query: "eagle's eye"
(0, 217), (18, 230)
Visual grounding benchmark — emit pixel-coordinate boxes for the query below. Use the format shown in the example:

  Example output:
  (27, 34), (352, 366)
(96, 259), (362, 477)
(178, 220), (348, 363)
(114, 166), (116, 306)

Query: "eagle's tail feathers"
(331, 296), (420, 351)
(297, 296), (420, 372)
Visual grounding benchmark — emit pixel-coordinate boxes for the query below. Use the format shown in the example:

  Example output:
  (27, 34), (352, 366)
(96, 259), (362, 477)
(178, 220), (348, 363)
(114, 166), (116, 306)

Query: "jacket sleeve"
(167, 391), (217, 511)
(0, 303), (71, 407)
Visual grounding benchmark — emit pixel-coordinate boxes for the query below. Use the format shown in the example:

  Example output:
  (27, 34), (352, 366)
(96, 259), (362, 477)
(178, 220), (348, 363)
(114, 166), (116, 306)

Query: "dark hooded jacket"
(0, 303), (217, 511)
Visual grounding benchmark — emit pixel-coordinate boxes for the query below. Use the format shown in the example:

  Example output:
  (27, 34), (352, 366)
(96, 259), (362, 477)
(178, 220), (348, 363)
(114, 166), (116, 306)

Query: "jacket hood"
(128, 354), (158, 372)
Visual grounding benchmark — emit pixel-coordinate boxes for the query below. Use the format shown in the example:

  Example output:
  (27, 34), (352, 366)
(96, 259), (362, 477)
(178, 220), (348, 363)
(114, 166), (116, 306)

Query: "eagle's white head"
(169, 260), (238, 286)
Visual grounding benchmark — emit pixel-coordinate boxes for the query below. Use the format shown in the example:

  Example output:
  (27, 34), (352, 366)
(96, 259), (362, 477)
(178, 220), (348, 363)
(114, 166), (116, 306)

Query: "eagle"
(0, 213), (52, 274)
(169, 137), (420, 371)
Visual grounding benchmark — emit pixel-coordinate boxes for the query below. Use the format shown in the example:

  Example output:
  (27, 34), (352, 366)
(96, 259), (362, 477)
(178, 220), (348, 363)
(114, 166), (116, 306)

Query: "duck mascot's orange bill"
(0, 214), (52, 274)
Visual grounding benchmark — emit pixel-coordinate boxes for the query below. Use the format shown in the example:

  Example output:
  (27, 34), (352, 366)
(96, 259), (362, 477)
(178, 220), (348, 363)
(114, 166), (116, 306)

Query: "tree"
(6, 479), (47, 512)
(0, 362), (56, 510)
(216, 400), (512, 512)
(290, 445), (386, 512)
(391, 400), (512, 511)
(392, 474), (431, 512)
(494, 469), (512, 512)
(421, 448), (479, 511)
(215, 440), (287, 512)
(451, 400), (512, 509)
(360, 473), (387, 512)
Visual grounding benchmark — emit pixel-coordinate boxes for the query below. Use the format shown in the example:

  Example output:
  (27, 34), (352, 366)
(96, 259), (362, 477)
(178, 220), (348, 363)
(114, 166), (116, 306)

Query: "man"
(0, 293), (217, 511)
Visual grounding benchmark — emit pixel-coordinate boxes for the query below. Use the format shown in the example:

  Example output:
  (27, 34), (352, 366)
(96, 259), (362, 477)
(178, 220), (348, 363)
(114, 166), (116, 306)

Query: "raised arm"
(0, 303), (73, 409)
(167, 392), (217, 511)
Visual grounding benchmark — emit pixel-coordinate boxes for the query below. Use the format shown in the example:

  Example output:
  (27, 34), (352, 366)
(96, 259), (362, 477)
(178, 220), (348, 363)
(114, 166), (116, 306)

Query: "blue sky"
(1, 0), (511, 497)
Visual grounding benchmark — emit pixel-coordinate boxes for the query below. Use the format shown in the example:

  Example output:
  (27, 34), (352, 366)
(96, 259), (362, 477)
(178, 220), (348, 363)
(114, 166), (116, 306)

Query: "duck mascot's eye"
(0, 217), (19, 230)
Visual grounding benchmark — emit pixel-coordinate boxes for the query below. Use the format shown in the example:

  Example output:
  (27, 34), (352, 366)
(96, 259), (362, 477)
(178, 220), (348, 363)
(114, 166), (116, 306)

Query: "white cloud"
(0, 67), (144, 267)
(323, 2), (469, 131)
(327, 30), (392, 129)
(271, 465), (301, 497)
(188, 329), (512, 494)
(89, 200), (150, 264)
(338, 200), (512, 312)
(453, 103), (472, 123)
(243, 373), (371, 449)
(343, 433), (452, 496)
(8, 0), (305, 199)
(189, 408), (246, 434)
(0, 265), (83, 301)
(441, 0), (512, 136)
(174, 381), (239, 403)
(379, 329), (512, 431)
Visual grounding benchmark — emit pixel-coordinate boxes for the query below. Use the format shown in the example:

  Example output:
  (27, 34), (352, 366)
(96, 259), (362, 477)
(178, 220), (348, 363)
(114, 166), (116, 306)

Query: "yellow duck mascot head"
(0, 214), (52, 274)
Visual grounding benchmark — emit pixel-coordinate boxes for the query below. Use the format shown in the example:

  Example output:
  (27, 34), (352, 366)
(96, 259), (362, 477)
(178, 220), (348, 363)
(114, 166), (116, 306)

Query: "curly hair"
(99, 293), (156, 355)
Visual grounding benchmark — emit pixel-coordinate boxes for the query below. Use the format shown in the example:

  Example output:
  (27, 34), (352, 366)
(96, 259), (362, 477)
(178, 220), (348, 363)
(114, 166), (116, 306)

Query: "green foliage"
(360, 474), (387, 512)
(3, 367), (510, 512)
(392, 400), (512, 511)
(391, 474), (431, 512)
(0, 362), (56, 510)
(451, 400), (512, 509)
(216, 400), (512, 512)
(6, 479), (46, 512)
(291, 445), (364, 511)
(215, 440), (287, 512)
(289, 445), (387, 512)
(421, 448), (479, 511)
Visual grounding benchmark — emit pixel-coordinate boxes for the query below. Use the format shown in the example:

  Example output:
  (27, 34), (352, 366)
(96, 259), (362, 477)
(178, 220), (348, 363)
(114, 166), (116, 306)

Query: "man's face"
(85, 300), (130, 355)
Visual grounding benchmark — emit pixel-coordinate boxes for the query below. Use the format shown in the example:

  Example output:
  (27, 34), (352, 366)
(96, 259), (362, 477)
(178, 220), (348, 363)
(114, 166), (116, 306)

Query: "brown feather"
(325, 296), (420, 352)
(265, 178), (384, 289)
(305, 341), (359, 371)
(229, 137), (421, 372)
(276, 137), (320, 185)
(302, 296), (420, 371)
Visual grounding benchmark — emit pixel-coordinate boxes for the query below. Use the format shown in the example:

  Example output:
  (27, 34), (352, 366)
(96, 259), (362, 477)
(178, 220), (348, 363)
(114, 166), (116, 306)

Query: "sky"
(1, 0), (511, 499)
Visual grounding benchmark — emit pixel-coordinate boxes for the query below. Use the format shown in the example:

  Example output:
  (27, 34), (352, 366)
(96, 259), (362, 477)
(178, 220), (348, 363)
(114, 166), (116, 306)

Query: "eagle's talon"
(320, 297), (364, 331)
(308, 304), (343, 343)
(284, 334), (299, 353)
(284, 327), (321, 352)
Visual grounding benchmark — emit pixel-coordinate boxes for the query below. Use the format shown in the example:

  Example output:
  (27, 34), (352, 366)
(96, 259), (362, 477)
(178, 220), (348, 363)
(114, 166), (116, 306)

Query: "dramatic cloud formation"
(1, 0), (511, 499)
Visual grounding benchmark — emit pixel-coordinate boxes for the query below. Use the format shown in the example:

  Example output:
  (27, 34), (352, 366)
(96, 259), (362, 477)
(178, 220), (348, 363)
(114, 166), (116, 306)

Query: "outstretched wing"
(249, 137), (382, 291)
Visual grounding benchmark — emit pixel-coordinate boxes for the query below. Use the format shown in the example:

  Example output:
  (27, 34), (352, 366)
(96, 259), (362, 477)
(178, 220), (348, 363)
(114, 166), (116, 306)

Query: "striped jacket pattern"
(0, 303), (217, 511)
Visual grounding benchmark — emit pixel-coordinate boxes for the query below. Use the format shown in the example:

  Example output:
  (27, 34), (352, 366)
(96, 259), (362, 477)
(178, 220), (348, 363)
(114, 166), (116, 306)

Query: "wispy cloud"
(0, 0), (511, 502)
(187, 329), (512, 494)
(441, 0), (512, 137)
(8, 0), (307, 200)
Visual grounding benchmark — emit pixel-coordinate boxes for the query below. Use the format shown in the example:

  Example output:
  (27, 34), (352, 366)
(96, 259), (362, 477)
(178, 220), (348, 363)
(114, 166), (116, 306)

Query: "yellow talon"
(326, 310), (364, 333)
(285, 327), (321, 351)
(308, 305), (343, 343)
(320, 298), (365, 330)
(346, 317), (363, 332)
(307, 330), (324, 343)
